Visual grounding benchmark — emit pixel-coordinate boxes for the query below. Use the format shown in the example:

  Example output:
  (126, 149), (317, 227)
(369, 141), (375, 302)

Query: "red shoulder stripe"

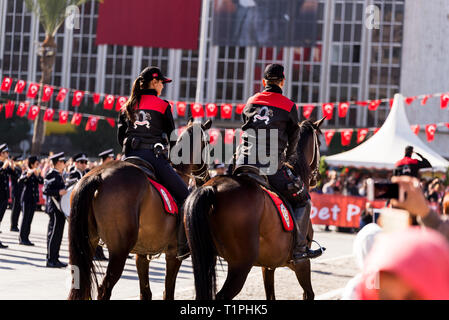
(247, 92), (294, 112)
(395, 157), (419, 167)
(138, 95), (169, 113)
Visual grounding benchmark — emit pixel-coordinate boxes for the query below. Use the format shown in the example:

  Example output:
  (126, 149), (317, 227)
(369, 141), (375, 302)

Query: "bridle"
(309, 128), (320, 184)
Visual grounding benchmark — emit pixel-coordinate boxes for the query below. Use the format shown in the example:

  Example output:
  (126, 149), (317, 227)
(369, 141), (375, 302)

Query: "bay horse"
(185, 118), (325, 300)
(443, 192), (449, 215)
(68, 119), (211, 300)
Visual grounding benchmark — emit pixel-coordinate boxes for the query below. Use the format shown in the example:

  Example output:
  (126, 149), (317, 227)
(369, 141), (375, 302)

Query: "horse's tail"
(184, 185), (217, 300)
(68, 173), (102, 300)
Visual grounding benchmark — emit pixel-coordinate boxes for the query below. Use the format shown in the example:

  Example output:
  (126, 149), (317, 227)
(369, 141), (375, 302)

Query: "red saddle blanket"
(262, 187), (294, 232)
(148, 178), (178, 215)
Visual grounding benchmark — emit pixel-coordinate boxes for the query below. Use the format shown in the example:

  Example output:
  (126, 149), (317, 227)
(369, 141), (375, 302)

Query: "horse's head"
(293, 117), (325, 189)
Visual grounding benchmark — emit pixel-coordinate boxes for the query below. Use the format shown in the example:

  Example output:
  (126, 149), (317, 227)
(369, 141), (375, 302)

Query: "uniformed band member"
(235, 64), (323, 263)
(65, 153), (88, 188)
(18, 156), (43, 246)
(0, 143), (13, 248)
(394, 146), (432, 178)
(43, 152), (68, 268)
(98, 149), (114, 164)
(118, 66), (190, 260)
(9, 156), (23, 232)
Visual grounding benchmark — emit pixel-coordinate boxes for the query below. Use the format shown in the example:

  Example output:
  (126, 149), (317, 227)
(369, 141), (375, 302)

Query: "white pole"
(195, 0), (210, 109)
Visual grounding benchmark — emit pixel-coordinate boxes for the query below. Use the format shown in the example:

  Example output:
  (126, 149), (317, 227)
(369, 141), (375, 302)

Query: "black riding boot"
(176, 208), (190, 261)
(291, 202), (324, 263)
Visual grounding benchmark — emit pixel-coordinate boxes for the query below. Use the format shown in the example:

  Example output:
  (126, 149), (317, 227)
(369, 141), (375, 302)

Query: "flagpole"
(195, 0), (210, 111)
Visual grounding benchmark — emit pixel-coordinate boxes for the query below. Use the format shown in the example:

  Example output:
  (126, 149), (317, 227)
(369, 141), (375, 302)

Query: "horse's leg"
(292, 259), (314, 300)
(163, 251), (182, 300)
(262, 267), (276, 300)
(216, 262), (253, 300)
(97, 251), (129, 300)
(136, 254), (152, 300)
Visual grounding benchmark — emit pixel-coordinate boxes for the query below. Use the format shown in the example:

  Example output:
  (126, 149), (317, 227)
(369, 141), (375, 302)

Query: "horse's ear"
(202, 119), (212, 130)
(314, 116), (326, 128)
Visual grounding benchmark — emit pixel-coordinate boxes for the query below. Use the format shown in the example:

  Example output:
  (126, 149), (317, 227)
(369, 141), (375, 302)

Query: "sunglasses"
(78, 160), (88, 164)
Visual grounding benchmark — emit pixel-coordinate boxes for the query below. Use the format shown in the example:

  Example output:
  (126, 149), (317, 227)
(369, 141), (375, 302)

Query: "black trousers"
(10, 193), (21, 229)
(20, 201), (36, 242)
(0, 198), (8, 224)
(47, 208), (66, 262)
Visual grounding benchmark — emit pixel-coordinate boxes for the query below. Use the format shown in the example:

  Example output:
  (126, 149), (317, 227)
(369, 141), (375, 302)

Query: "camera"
(367, 178), (400, 201)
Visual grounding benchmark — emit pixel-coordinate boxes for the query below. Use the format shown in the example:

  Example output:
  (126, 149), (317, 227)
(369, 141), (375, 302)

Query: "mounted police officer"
(394, 146), (432, 178)
(66, 153), (88, 188)
(18, 156), (43, 246)
(118, 66), (190, 260)
(235, 64), (323, 263)
(43, 152), (68, 268)
(0, 143), (13, 248)
(10, 156), (24, 232)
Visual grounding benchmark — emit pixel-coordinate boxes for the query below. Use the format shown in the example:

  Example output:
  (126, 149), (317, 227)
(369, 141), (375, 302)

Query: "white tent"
(325, 94), (449, 171)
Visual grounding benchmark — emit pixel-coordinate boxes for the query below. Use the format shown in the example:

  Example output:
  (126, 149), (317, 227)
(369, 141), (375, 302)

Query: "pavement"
(0, 209), (357, 300)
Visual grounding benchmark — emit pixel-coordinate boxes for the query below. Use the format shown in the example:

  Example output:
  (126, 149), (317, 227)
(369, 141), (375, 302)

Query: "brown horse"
(68, 119), (211, 300)
(443, 192), (449, 215)
(185, 118), (325, 300)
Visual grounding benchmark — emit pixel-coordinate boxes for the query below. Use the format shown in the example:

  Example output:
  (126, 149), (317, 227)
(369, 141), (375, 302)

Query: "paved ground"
(0, 209), (358, 300)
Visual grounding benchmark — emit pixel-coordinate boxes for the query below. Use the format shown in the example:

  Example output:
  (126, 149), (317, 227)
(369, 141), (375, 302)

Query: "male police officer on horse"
(235, 64), (323, 263)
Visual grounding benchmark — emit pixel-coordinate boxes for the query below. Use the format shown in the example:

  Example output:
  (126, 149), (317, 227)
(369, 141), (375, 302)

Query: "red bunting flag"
(373, 128), (380, 135)
(338, 102), (350, 118)
(303, 104), (315, 119)
(357, 128), (369, 144)
(446, 123), (449, 130)
(405, 96), (417, 105)
(5, 101), (15, 119)
(221, 104), (233, 119)
(85, 116), (99, 131)
(236, 104), (245, 115)
(0, 104), (2, 113)
(93, 93), (101, 105)
(43, 108), (55, 122)
(224, 129), (235, 144)
(356, 101), (368, 106)
(59, 110), (69, 124)
(341, 129), (353, 146)
(103, 94), (115, 110)
(56, 88), (68, 102)
(368, 100), (381, 111)
(42, 85), (54, 102)
(1, 77), (13, 92)
(106, 118), (116, 128)
(176, 102), (187, 117)
(425, 124), (437, 142)
(72, 90), (84, 107)
(205, 103), (218, 117)
(71, 113), (82, 126)
(208, 128), (220, 145)
(322, 103), (334, 120)
(324, 130), (335, 146)
(14, 80), (26, 94)
(191, 103), (204, 118)
(440, 93), (449, 109)
(116, 96), (128, 111)
(421, 95), (431, 105)
(410, 124), (420, 135)
(28, 105), (40, 120)
(26, 83), (40, 99)
(16, 102), (29, 117)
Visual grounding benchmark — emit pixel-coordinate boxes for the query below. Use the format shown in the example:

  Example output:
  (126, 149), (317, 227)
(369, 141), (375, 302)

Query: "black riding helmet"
(139, 66), (172, 84)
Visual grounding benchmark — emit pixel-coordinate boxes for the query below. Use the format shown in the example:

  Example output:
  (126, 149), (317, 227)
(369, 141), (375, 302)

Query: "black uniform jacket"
(43, 169), (66, 212)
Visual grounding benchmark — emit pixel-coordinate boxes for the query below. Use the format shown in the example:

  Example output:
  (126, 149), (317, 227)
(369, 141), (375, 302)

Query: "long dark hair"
(122, 75), (151, 122)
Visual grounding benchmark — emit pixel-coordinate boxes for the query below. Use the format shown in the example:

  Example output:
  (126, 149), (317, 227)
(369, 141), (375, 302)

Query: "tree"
(25, 0), (101, 154)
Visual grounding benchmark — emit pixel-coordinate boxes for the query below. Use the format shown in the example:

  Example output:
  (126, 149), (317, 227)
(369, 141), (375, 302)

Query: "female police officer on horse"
(117, 66), (190, 260)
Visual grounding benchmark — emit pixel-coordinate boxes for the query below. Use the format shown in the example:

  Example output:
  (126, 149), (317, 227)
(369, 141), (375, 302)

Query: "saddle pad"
(148, 178), (178, 215)
(262, 187), (294, 232)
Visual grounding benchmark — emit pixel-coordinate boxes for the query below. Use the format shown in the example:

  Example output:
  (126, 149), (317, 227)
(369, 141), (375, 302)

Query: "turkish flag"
(16, 102), (29, 117)
(410, 124), (420, 135)
(42, 85), (54, 102)
(357, 128), (369, 144)
(43, 108), (55, 122)
(176, 102), (187, 117)
(205, 103), (218, 117)
(236, 104), (246, 115)
(28, 105), (40, 120)
(72, 90), (85, 107)
(303, 104), (315, 119)
(106, 118), (116, 127)
(103, 94), (115, 110)
(191, 103), (204, 118)
(14, 80), (26, 94)
(56, 88), (68, 102)
(368, 100), (381, 111)
(373, 128), (380, 135)
(0, 104), (3, 113)
(446, 123), (449, 130)
(116, 96), (128, 111)
(27, 83), (40, 99)
(224, 129), (235, 144)
(324, 130), (335, 146)
(71, 113), (82, 126)
(338, 102), (350, 118)
(405, 96), (417, 105)
(356, 101), (368, 106)
(421, 95), (431, 106)
(425, 124), (437, 142)
(221, 104), (233, 119)
(93, 93), (101, 105)
(1, 77), (13, 92)
(341, 129), (353, 146)
(5, 101), (15, 119)
(85, 116), (99, 131)
(322, 103), (334, 120)
(59, 110), (69, 124)
(440, 93), (449, 109)
(208, 128), (220, 145)
(389, 98), (394, 109)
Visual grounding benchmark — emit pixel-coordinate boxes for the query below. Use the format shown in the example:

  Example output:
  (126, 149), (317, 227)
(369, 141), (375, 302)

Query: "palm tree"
(25, 0), (101, 154)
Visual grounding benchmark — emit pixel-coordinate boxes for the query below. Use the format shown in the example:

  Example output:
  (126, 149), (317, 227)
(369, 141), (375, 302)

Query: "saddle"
(232, 165), (270, 189)
(123, 156), (157, 180)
